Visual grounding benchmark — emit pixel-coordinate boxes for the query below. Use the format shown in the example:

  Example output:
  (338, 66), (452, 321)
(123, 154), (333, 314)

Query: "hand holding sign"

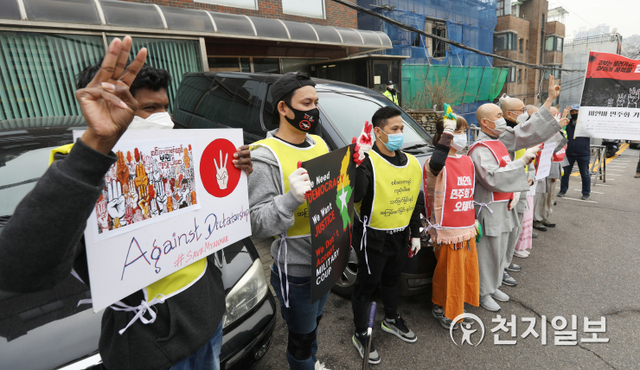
(214, 151), (229, 190)
(352, 121), (373, 166)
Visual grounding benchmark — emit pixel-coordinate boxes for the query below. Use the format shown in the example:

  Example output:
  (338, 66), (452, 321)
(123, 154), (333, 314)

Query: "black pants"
(636, 151), (640, 173)
(351, 245), (407, 333)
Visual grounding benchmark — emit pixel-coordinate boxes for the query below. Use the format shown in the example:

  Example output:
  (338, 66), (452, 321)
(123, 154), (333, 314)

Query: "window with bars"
(0, 32), (104, 120)
(0, 32), (203, 120)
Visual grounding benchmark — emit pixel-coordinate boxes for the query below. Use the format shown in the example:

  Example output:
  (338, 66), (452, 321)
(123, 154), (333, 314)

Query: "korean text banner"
(303, 145), (356, 303)
(575, 51), (640, 140)
(73, 129), (251, 311)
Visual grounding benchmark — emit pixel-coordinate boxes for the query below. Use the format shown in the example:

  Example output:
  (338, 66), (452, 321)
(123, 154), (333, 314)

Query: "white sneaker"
(491, 289), (510, 302)
(315, 361), (331, 370)
(513, 250), (529, 259)
(480, 295), (501, 311)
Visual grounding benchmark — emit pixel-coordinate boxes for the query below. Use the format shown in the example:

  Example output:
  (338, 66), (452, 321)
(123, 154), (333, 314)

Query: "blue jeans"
(560, 154), (591, 195)
(271, 265), (330, 370)
(168, 322), (222, 370)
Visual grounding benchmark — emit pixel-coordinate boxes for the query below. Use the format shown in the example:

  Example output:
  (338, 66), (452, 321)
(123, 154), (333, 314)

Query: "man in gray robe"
(470, 77), (564, 311)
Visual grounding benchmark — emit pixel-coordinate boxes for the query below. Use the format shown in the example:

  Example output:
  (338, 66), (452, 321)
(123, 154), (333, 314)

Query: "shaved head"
(476, 103), (503, 135)
(501, 98), (526, 123)
(548, 106), (559, 115)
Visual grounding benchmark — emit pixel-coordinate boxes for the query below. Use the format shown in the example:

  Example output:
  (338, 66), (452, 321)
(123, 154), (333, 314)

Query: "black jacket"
(0, 140), (225, 370)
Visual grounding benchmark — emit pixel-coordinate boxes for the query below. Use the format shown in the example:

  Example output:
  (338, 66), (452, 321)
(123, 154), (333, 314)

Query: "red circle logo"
(299, 120), (311, 130)
(200, 139), (241, 198)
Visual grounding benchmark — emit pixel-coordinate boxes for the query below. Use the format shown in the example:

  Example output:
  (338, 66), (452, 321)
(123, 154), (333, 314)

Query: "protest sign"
(574, 51), (640, 140)
(535, 139), (559, 180)
(74, 129), (251, 311)
(303, 145), (356, 303)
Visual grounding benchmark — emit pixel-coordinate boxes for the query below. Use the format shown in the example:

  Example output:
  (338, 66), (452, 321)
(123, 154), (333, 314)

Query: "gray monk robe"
(471, 108), (561, 296)
(501, 108), (565, 270)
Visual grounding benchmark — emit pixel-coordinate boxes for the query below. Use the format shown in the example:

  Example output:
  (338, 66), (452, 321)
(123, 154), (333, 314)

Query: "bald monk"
(469, 76), (564, 311)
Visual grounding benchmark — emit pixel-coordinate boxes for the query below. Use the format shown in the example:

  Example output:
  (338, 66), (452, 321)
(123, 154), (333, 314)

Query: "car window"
(177, 75), (265, 137)
(316, 92), (432, 148)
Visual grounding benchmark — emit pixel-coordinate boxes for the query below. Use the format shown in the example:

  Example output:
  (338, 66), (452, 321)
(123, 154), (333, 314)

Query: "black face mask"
(284, 102), (320, 133)
(571, 113), (578, 121)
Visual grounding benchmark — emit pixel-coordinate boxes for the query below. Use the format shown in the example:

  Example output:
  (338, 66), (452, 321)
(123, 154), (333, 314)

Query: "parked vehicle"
(602, 138), (621, 157)
(0, 116), (276, 370)
(172, 72), (437, 298)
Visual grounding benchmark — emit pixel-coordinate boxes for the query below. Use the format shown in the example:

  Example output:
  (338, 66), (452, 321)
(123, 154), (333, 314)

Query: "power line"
(329, 0), (586, 73)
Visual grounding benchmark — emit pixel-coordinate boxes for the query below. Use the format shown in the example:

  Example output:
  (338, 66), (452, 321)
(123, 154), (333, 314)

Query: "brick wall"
(123, 0), (357, 28)
(407, 109), (441, 136)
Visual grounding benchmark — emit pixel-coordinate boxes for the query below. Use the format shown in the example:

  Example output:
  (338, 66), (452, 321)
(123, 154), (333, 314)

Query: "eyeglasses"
(509, 107), (526, 114)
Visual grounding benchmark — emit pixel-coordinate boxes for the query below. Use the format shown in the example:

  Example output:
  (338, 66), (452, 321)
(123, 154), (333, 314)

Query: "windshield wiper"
(403, 143), (430, 151)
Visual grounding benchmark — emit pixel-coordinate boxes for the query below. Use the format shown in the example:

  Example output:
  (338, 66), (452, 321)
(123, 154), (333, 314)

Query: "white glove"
(410, 237), (421, 256)
(509, 192), (520, 211)
(520, 144), (541, 166)
(443, 118), (456, 135)
(288, 167), (311, 203)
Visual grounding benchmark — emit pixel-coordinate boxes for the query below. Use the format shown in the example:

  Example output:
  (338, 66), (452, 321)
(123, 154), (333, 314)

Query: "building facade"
(0, 0), (390, 120)
(493, 0), (566, 105)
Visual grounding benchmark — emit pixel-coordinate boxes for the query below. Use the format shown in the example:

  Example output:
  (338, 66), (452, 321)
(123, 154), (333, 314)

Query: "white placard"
(74, 129), (251, 311)
(574, 107), (640, 140)
(535, 139), (559, 180)
(282, 0), (325, 19)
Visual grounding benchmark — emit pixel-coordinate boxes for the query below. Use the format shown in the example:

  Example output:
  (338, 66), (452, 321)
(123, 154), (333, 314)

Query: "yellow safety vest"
(50, 144), (208, 304)
(356, 150), (422, 230)
(250, 135), (329, 237)
(383, 90), (399, 105)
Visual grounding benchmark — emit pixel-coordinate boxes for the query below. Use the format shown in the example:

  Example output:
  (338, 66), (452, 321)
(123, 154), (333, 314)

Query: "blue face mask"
(382, 132), (403, 152)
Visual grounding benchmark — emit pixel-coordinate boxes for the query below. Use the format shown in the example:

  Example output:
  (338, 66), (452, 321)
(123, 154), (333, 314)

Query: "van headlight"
(223, 259), (269, 328)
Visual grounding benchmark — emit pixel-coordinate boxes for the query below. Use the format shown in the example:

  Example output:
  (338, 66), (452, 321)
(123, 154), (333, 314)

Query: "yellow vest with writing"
(250, 135), (329, 237)
(356, 150), (422, 230)
(50, 144), (207, 304)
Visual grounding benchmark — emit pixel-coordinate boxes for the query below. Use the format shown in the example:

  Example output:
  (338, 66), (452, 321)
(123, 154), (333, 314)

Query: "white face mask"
(451, 133), (467, 152)
(388, 85), (394, 89)
(487, 117), (507, 136)
(516, 111), (529, 124)
(129, 112), (174, 130)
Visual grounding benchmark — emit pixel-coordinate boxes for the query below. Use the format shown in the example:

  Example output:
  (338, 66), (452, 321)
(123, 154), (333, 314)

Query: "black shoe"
(581, 194), (590, 200)
(506, 262), (521, 272)
(381, 315), (417, 343)
(532, 231), (539, 239)
(533, 221), (548, 232)
(353, 332), (381, 364)
(553, 201), (557, 205)
(541, 220), (556, 228)
(502, 270), (518, 286)
(557, 192), (565, 197)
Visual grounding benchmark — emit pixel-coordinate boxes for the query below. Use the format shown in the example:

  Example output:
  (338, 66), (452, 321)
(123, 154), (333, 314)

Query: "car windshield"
(317, 91), (432, 149)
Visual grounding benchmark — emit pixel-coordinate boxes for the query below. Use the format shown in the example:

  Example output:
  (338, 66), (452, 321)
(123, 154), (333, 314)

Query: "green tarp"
(401, 64), (508, 110)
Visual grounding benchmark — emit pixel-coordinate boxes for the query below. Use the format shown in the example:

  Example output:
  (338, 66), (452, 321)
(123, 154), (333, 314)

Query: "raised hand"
(214, 150), (229, 190)
(106, 179), (126, 223)
(77, 36), (147, 154)
(547, 75), (561, 102)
